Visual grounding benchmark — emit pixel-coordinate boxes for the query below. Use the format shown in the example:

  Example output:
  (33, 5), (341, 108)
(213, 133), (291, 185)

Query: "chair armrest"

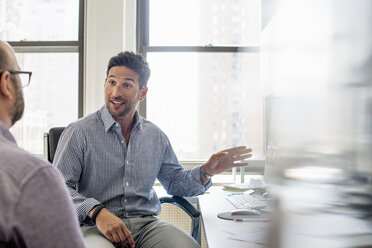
(159, 196), (200, 218)
(159, 196), (201, 245)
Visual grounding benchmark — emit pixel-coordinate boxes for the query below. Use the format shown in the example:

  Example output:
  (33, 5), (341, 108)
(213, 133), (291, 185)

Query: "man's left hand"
(202, 146), (252, 176)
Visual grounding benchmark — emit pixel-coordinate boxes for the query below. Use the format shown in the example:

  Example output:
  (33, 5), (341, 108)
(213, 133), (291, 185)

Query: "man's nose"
(111, 85), (122, 97)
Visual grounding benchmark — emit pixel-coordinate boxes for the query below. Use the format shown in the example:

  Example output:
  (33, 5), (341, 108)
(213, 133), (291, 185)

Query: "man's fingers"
(107, 229), (132, 248)
(116, 229), (129, 248)
(119, 241), (129, 248)
(221, 146), (247, 153)
(114, 242), (128, 248)
(110, 232), (122, 245)
(221, 148), (252, 158)
(232, 148), (252, 156)
(122, 226), (135, 248)
(232, 162), (249, 167)
(114, 225), (134, 248)
(215, 148), (252, 160)
(213, 152), (229, 160)
(233, 154), (252, 161)
(105, 232), (116, 244)
(232, 163), (249, 168)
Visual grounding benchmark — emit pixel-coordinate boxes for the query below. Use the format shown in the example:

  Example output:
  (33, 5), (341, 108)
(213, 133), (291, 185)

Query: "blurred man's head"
(0, 41), (25, 127)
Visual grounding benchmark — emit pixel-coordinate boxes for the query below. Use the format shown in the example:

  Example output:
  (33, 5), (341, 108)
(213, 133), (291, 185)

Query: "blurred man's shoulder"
(0, 141), (53, 184)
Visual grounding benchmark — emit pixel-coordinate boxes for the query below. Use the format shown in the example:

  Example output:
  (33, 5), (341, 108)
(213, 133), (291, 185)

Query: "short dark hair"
(106, 51), (151, 88)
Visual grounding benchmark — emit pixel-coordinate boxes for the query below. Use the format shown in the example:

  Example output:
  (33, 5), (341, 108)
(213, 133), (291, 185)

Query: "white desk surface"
(199, 186), (268, 248)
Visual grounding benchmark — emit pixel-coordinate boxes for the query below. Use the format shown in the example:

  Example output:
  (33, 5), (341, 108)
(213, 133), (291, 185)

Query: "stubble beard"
(105, 98), (138, 119)
(10, 81), (25, 126)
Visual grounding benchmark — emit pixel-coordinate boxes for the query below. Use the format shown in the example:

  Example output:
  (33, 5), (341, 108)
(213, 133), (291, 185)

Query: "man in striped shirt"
(54, 51), (252, 248)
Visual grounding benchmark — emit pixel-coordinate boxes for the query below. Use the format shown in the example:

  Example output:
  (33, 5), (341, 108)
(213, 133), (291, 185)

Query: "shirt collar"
(0, 121), (17, 144)
(100, 105), (144, 132)
(133, 111), (144, 132)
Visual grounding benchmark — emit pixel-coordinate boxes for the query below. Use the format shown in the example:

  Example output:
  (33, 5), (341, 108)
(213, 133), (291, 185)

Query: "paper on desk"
(224, 224), (269, 245)
(223, 184), (252, 191)
(223, 179), (268, 191)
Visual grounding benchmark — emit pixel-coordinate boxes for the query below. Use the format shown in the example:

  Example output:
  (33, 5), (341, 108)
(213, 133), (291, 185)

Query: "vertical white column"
(85, 0), (136, 115)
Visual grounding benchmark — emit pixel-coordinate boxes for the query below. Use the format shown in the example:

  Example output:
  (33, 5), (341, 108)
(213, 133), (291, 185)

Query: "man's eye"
(123, 83), (132, 88)
(109, 80), (116, 85)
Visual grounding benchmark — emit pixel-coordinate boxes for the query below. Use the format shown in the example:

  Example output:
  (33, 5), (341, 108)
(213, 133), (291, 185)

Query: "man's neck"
(113, 111), (136, 140)
(0, 108), (11, 128)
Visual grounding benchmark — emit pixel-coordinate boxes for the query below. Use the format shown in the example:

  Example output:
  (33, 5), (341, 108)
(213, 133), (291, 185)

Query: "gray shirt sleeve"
(11, 166), (86, 248)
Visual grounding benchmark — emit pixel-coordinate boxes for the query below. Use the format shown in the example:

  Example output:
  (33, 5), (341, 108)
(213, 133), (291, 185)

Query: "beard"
(10, 78), (25, 126)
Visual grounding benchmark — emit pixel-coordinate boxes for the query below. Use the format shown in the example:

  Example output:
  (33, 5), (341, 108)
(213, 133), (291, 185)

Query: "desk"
(199, 186), (268, 248)
(157, 185), (372, 248)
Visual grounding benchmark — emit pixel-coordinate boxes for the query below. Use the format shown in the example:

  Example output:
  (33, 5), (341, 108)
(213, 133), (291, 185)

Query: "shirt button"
(124, 199), (127, 203)
(126, 160), (129, 165)
(126, 182), (129, 187)
(115, 123), (119, 127)
(121, 140), (124, 144)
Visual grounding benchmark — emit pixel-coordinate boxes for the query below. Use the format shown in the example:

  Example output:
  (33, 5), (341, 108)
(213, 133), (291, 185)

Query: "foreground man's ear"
(0, 71), (14, 100)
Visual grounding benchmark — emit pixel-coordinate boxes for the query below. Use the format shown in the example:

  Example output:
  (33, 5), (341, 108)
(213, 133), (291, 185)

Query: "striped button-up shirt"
(54, 105), (211, 224)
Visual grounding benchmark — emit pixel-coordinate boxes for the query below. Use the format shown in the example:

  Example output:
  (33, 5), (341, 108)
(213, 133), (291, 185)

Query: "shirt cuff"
(77, 198), (101, 225)
(192, 166), (212, 192)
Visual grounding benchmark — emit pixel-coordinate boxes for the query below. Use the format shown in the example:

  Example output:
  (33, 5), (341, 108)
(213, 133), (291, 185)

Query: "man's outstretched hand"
(202, 146), (252, 176)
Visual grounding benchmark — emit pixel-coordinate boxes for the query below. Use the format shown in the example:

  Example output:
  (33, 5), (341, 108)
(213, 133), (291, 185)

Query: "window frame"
(136, 0), (260, 118)
(136, 0), (264, 176)
(7, 0), (85, 118)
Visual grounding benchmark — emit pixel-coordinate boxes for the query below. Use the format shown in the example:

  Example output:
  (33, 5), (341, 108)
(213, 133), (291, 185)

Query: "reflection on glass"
(149, 0), (261, 46)
(10, 53), (78, 154)
(0, 0), (78, 41)
(146, 52), (262, 160)
(262, 0), (372, 247)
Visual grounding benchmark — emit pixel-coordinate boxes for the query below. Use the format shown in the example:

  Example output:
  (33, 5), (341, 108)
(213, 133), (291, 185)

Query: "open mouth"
(110, 100), (126, 107)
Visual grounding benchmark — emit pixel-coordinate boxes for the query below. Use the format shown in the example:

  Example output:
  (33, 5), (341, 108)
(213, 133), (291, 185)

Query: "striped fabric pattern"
(53, 105), (211, 224)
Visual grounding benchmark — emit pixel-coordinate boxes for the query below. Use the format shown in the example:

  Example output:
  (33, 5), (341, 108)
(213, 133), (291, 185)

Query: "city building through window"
(0, 0), (84, 155)
(138, 0), (263, 164)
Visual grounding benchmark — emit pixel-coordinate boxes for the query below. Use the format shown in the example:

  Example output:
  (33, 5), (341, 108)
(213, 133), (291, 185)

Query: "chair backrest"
(44, 127), (65, 162)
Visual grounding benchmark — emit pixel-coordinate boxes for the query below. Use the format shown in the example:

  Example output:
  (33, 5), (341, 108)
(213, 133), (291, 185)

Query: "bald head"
(0, 41), (18, 71)
(0, 41), (24, 128)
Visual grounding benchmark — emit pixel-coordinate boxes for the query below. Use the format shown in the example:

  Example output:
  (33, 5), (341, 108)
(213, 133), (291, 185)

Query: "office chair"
(43, 127), (201, 245)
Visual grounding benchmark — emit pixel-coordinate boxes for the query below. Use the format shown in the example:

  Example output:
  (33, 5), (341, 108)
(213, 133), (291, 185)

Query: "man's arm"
(157, 140), (213, 197)
(12, 166), (86, 248)
(53, 125), (100, 223)
(54, 125), (134, 248)
(158, 145), (252, 196)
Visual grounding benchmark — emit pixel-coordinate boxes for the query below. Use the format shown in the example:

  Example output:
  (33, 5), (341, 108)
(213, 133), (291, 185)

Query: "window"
(138, 0), (263, 163)
(0, 0), (84, 155)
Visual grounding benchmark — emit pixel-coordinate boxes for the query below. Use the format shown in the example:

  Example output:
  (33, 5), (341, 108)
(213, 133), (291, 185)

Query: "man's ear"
(0, 72), (13, 99)
(139, 87), (148, 101)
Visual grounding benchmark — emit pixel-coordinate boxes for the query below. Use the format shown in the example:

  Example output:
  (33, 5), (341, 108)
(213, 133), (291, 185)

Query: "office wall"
(84, 0), (136, 115)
